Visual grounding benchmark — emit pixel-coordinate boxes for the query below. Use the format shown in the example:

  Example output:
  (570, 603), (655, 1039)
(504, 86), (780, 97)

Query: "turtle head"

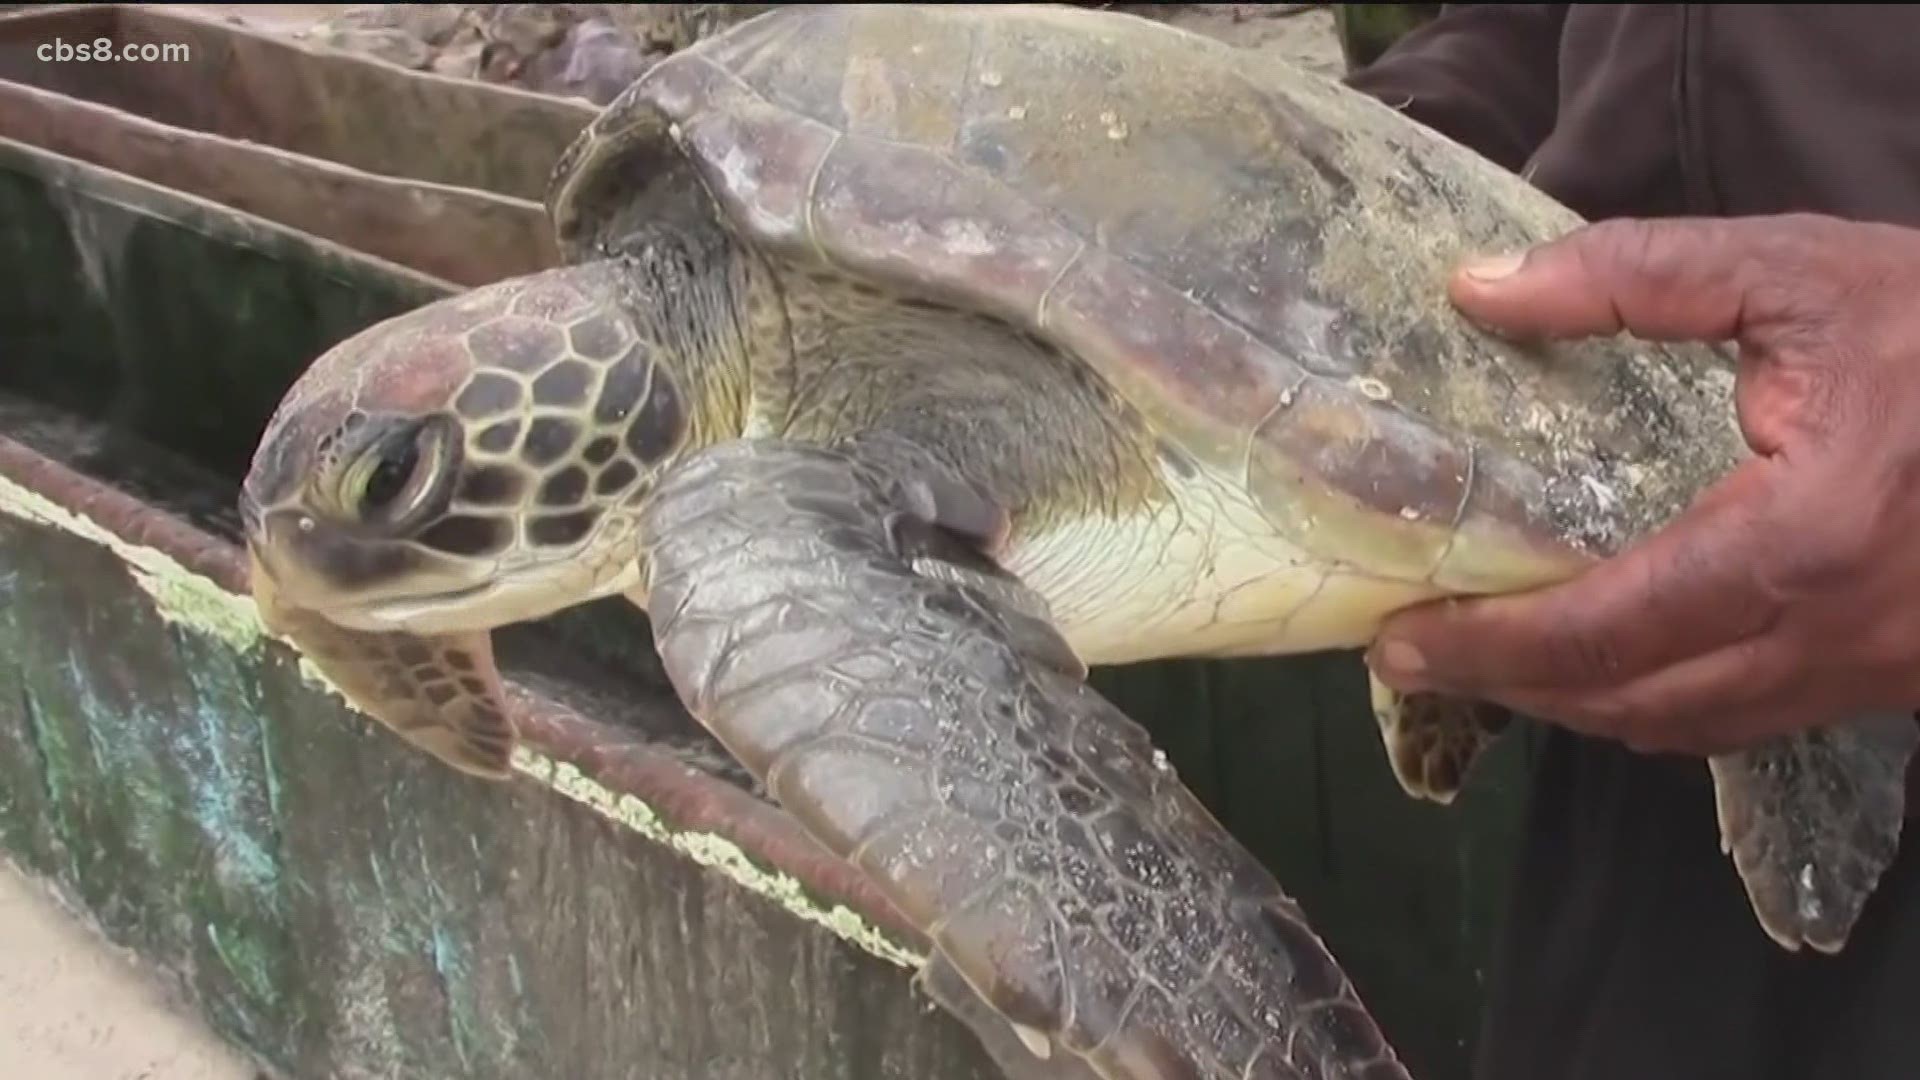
(241, 261), (695, 777)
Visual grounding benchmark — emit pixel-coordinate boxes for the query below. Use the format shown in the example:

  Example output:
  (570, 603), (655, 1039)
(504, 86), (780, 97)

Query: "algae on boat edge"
(0, 471), (264, 652)
(513, 749), (924, 970)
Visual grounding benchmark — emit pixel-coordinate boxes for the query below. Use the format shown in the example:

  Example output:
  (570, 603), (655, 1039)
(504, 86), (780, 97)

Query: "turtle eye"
(361, 442), (418, 512)
(345, 421), (440, 523)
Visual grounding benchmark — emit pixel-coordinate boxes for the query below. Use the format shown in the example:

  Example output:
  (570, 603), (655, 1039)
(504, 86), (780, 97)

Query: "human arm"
(1342, 4), (1568, 172)
(1366, 214), (1920, 757)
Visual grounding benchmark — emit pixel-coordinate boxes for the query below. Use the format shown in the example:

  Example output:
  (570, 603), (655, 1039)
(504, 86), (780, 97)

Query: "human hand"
(1367, 213), (1920, 756)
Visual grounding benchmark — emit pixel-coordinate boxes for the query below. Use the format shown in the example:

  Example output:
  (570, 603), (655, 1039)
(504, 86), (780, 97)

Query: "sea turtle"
(239, 4), (1919, 1078)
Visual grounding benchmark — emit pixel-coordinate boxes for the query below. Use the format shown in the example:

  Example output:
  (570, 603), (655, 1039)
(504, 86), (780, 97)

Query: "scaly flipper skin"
(249, 549), (517, 778)
(1365, 678), (1508, 805)
(1712, 714), (1919, 954)
(637, 439), (1411, 1080)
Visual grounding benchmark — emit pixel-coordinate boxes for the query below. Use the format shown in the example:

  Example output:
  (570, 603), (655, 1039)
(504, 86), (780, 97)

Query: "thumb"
(1447, 216), (1808, 344)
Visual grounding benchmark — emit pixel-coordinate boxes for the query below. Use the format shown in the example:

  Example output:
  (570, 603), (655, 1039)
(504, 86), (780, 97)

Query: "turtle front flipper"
(1711, 715), (1919, 954)
(249, 551), (517, 778)
(637, 439), (1411, 1080)
(1366, 677), (1509, 804)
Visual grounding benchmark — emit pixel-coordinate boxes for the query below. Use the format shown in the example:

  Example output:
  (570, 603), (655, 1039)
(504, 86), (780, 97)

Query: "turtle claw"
(917, 954), (1101, 1080)
(1709, 713), (1920, 954)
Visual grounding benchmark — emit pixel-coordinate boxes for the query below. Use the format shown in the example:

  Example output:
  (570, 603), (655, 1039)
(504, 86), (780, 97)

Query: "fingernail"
(1376, 638), (1427, 679)
(1462, 252), (1525, 281)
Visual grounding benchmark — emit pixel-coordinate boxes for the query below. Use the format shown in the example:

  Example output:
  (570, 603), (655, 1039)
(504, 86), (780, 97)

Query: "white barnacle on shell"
(1578, 475), (1619, 510)
(938, 219), (996, 257)
(716, 145), (759, 196)
(1351, 376), (1392, 402)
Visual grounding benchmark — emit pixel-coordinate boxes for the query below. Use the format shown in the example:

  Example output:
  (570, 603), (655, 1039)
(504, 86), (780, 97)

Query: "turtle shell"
(548, 3), (1746, 593)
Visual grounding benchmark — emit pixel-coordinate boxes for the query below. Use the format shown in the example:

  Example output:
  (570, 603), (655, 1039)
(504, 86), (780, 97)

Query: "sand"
(0, 860), (264, 1080)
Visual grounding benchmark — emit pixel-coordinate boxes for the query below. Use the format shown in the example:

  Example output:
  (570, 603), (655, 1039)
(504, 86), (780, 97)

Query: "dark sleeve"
(1342, 4), (1568, 173)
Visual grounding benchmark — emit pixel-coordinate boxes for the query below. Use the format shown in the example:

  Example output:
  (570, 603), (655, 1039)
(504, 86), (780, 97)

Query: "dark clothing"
(1346, 7), (1920, 1080)
(1348, 5), (1920, 228)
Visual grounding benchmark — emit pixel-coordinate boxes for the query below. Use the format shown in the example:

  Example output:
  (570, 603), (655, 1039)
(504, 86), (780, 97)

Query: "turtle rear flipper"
(637, 439), (1411, 1080)
(1366, 679), (1510, 804)
(1371, 665), (1918, 954)
(1712, 714), (1919, 954)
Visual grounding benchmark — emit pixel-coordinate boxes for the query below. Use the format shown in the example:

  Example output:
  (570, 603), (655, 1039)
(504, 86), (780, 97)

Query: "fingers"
(1492, 634), (1803, 756)
(1449, 216), (1821, 344)
(1369, 459), (1782, 699)
(1405, 215), (1920, 758)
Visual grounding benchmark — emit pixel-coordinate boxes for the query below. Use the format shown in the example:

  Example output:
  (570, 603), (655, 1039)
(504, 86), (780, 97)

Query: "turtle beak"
(238, 493), (270, 560)
(246, 544), (296, 640)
